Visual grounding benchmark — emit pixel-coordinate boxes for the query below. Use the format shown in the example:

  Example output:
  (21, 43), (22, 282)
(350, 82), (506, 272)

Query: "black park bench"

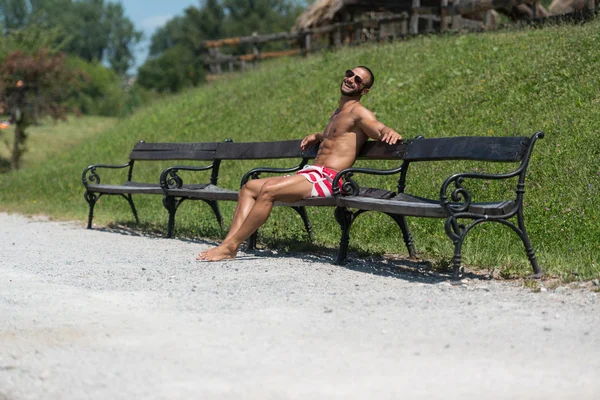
(330, 132), (545, 279)
(82, 132), (544, 280)
(82, 141), (224, 231)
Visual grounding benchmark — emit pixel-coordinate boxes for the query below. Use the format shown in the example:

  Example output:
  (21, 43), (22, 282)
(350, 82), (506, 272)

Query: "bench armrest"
(160, 163), (216, 190)
(82, 162), (131, 188)
(440, 131), (544, 217)
(332, 165), (405, 196)
(440, 168), (522, 216)
(240, 159), (310, 188)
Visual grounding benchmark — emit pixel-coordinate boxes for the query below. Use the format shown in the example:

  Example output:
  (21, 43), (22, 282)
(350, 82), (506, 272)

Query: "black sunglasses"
(345, 70), (364, 85)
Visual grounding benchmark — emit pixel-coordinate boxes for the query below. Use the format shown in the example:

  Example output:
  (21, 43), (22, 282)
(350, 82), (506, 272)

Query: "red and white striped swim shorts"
(296, 165), (341, 198)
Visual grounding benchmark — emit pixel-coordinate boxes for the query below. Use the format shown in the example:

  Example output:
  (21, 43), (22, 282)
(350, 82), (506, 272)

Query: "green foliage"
(0, 0), (142, 75)
(0, 24), (144, 117)
(1, 20), (600, 280)
(140, 1), (229, 92)
(104, 2), (142, 76)
(184, 0), (226, 46)
(0, 23), (66, 58)
(139, 0), (304, 92)
(148, 16), (186, 57)
(65, 56), (152, 116)
(137, 45), (204, 93)
(66, 56), (121, 116)
(222, 0), (303, 37)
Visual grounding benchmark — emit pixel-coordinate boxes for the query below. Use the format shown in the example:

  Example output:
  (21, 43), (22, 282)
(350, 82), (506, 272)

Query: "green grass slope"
(1, 20), (599, 280)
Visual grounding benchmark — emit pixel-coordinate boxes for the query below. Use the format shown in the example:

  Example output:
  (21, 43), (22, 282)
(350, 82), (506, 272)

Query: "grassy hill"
(1, 19), (599, 280)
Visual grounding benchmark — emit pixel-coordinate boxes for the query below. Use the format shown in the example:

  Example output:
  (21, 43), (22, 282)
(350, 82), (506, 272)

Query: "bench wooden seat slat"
(164, 185), (239, 201)
(338, 195), (516, 218)
(86, 183), (164, 195)
(87, 182), (219, 195)
(274, 197), (338, 207)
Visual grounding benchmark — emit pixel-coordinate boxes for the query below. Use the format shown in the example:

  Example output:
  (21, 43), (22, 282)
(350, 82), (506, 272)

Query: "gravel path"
(1, 212), (599, 399)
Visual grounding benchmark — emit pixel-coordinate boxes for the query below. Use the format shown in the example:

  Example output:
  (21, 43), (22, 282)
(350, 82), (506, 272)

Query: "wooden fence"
(204, 0), (598, 74)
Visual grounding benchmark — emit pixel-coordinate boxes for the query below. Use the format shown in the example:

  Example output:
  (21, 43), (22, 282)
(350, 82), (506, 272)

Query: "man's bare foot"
(196, 242), (238, 261)
(197, 248), (211, 258)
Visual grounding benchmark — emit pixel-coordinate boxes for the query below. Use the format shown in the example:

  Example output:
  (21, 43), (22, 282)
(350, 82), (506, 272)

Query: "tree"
(148, 1), (225, 58)
(64, 0), (108, 61)
(148, 16), (186, 57)
(138, 0), (304, 92)
(0, 0), (31, 31)
(1, 0), (142, 76)
(0, 48), (80, 170)
(222, 0), (303, 37)
(137, 45), (203, 93)
(1, 51), (77, 170)
(105, 2), (142, 75)
(184, 0), (225, 44)
(139, 1), (226, 92)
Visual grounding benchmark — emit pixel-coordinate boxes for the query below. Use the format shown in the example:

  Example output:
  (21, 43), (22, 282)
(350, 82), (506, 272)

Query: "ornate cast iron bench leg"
(244, 206), (313, 251)
(334, 206), (353, 264)
(123, 194), (140, 224)
(84, 191), (99, 229)
(203, 200), (225, 232)
(247, 231), (258, 250)
(517, 210), (542, 277)
(385, 212), (417, 258)
(445, 216), (468, 280)
(162, 195), (184, 238)
(291, 206), (314, 242)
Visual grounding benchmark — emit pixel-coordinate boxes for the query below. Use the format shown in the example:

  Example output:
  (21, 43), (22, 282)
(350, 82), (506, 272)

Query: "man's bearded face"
(340, 69), (367, 96)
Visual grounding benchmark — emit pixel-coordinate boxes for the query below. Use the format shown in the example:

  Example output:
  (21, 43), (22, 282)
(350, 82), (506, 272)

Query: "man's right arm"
(355, 109), (402, 145)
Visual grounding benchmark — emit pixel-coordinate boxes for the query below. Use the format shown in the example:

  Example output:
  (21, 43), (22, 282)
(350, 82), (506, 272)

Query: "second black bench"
(332, 132), (545, 279)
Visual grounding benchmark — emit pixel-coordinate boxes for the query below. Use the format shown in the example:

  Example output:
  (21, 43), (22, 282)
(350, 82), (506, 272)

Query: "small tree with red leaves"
(0, 49), (80, 170)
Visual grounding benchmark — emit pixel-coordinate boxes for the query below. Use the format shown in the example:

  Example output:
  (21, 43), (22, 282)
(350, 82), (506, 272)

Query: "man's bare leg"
(197, 175), (312, 261)
(197, 177), (285, 259)
(223, 177), (289, 242)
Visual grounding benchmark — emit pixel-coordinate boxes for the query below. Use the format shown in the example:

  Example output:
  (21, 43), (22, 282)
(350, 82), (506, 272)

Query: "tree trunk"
(33, 86), (41, 125)
(11, 123), (26, 170)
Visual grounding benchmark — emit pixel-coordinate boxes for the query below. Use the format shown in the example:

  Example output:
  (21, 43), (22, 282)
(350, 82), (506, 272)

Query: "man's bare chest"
(323, 110), (358, 136)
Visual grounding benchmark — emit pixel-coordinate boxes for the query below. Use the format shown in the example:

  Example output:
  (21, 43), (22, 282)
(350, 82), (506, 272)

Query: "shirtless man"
(197, 66), (402, 261)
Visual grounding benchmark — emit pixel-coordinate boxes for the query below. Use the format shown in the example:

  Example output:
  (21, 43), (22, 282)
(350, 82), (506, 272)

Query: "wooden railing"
(203, 0), (598, 74)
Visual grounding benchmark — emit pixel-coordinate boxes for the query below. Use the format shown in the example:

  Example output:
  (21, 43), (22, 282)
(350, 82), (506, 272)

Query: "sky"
(119, 0), (200, 71)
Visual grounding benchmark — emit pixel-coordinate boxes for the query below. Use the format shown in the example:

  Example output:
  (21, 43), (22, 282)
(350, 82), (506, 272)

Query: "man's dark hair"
(358, 65), (374, 88)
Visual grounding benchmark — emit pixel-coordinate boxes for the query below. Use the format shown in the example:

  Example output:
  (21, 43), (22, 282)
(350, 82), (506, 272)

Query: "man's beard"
(340, 82), (362, 97)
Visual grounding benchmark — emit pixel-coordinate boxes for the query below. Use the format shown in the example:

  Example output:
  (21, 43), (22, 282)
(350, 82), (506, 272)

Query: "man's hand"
(300, 133), (321, 151)
(381, 129), (402, 145)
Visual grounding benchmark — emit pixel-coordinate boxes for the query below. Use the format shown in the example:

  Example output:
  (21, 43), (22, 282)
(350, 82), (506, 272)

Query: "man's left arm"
(356, 109), (402, 144)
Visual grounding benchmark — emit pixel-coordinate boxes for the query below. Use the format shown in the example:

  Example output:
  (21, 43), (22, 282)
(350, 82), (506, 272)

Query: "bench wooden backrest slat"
(357, 141), (409, 160)
(125, 136), (530, 163)
(129, 142), (219, 161)
(216, 140), (317, 160)
(404, 136), (530, 162)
